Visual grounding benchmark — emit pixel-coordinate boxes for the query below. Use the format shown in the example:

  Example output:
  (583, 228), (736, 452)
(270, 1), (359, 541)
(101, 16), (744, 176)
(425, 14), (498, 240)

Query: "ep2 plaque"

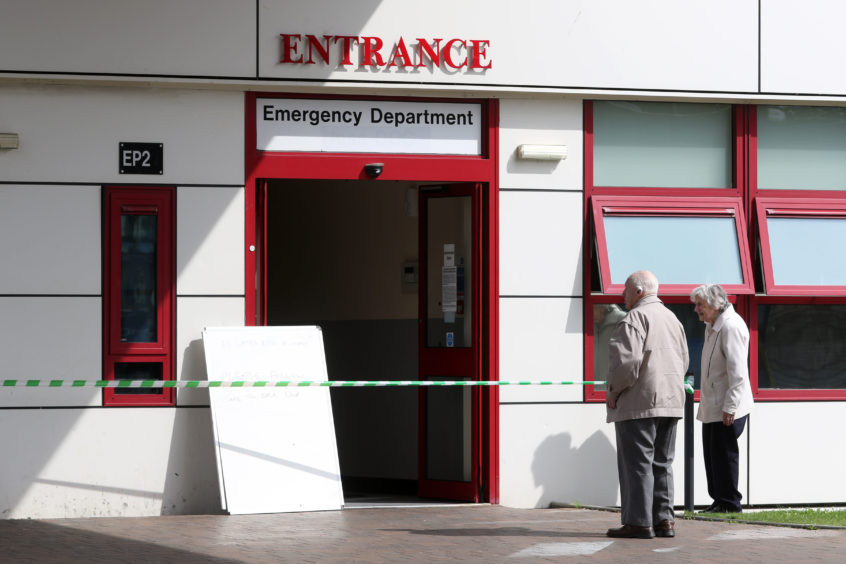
(119, 142), (163, 175)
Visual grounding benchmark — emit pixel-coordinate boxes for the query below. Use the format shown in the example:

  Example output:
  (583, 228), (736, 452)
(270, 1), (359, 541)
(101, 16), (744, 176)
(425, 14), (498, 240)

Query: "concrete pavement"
(2, 505), (845, 563)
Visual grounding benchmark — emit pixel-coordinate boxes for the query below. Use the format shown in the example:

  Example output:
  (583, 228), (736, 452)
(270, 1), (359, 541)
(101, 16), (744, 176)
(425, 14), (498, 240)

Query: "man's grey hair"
(628, 271), (659, 294)
(690, 284), (729, 312)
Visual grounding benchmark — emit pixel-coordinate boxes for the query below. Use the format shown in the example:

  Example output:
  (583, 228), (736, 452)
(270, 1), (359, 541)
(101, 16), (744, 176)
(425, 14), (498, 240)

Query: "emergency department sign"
(256, 98), (482, 155)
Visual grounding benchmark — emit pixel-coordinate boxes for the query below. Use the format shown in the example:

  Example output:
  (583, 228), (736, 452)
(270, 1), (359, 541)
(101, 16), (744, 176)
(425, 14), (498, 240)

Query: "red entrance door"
(418, 183), (482, 502)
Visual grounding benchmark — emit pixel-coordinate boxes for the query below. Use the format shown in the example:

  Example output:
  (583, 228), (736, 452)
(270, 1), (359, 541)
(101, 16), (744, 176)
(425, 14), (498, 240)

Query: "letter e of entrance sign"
(119, 142), (164, 175)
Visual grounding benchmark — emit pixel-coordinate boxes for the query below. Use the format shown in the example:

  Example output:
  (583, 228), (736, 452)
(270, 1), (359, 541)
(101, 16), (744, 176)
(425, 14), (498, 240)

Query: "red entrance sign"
(279, 34), (492, 71)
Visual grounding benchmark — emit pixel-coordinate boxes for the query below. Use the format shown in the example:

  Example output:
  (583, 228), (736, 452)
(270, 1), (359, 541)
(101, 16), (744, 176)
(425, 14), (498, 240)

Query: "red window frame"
(755, 197), (846, 296)
(585, 294), (744, 403)
(588, 100), (846, 402)
(584, 101), (749, 403)
(591, 195), (754, 296)
(584, 101), (747, 196)
(751, 296), (846, 400)
(103, 187), (175, 406)
(747, 105), (846, 399)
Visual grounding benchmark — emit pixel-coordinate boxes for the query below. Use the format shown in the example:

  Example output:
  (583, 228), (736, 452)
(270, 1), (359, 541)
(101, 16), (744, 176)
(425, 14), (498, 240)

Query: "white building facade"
(1, 0), (845, 518)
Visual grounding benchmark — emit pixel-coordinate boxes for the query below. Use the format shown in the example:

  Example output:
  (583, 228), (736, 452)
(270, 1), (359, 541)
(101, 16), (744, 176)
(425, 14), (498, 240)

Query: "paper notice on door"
(443, 243), (455, 267)
(442, 266), (457, 312)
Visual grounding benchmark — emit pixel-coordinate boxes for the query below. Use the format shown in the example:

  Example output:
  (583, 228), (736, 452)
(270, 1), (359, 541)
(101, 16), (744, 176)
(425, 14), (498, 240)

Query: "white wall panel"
(0, 86), (243, 185)
(0, 297), (101, 407)
(749, 403), (846, 505)
(500, 402), (730, 510)
(0, 408), (221, 519)
(0, 0), (255, 77)
(761, 2), (846, 95)
(0, 186), (100, 294)
(499, 99), (583, 191)
(499, 298), (583, 403)
(685, 409), (749, 509)
(176, 297), (246, 406)
(258, 1), (758, 93)
(499, 191), (582, 296)
(177, 187), (245, 295)
(500, 403), (618, 508)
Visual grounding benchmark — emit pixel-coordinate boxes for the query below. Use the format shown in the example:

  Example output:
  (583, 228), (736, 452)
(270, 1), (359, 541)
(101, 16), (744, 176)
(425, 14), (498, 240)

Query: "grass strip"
(687, 508), (846, 528)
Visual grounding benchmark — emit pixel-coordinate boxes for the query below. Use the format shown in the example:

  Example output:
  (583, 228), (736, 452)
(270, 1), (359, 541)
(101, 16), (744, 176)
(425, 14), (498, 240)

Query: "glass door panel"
(426, 195), (472, 348)
(426, 379), (472, 482)
(418, 183), (481, 502)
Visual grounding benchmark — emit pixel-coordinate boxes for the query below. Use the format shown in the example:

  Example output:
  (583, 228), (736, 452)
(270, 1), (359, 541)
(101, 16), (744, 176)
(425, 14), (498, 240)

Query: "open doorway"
(246, 93), (500, 504)
(264, 178), (422, 503)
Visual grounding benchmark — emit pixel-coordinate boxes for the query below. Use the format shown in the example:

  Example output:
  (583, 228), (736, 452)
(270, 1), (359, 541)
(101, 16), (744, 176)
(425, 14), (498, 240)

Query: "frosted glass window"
(768, 217), (846, 285)
(593, 101), (733, 188)
(758, 106), (846, 190)
(603, 216), (743, 285)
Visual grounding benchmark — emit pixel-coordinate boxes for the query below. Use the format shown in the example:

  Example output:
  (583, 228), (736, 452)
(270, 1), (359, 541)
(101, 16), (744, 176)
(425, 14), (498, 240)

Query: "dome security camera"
(364, 163), (384, 178)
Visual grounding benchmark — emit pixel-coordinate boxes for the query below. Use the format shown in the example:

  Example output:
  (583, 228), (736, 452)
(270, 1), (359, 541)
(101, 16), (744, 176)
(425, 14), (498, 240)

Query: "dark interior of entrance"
(265, 179), (420, 501)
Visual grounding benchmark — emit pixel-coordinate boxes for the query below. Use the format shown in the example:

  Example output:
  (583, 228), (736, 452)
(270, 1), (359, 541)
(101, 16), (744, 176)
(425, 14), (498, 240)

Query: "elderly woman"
(691, 284), (754, 514)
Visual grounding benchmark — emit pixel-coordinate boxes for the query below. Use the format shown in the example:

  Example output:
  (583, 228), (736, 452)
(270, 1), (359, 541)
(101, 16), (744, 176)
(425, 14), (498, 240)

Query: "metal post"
(684, 372), (694, 513)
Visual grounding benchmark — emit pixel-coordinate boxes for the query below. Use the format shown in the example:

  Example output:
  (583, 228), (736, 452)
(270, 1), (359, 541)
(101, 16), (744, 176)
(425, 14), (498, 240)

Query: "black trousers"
(702, 415), (748, 511)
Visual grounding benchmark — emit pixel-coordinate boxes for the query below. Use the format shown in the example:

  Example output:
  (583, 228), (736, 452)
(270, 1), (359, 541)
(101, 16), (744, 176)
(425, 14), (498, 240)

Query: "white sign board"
(256, 98), (482, 155)
(202, 326), (344, 514)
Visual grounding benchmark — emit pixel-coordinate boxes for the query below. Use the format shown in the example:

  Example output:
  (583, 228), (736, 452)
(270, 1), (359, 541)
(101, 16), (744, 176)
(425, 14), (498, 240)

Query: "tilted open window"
(756, 198), (846, 296)
(591, 196), (754, 295)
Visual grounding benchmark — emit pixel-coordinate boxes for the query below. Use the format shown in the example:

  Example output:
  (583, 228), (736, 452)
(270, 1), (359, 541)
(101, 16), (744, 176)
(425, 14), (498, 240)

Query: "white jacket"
(697, 304), (754, 423)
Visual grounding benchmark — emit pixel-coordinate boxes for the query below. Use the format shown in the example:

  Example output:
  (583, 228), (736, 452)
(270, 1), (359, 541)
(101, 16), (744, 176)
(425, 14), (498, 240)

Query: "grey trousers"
(615, 417), (679, 527)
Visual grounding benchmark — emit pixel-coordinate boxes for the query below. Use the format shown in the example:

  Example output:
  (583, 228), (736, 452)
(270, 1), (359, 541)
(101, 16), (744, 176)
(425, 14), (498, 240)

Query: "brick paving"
(1, 505), (845, 563)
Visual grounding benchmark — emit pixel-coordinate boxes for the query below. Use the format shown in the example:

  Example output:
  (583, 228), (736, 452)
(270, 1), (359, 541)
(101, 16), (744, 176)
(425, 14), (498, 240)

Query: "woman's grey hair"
(690, 284), (729, 311)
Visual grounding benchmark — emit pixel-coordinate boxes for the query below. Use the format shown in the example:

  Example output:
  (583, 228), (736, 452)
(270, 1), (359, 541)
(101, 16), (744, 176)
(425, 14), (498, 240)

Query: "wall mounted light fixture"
(517, 144), (567, 161)
(0, 133), (19, 149)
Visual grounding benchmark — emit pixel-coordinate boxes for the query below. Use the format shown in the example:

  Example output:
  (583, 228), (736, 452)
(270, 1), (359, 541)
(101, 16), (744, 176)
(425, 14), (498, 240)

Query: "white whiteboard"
(202, 326), (344, 514)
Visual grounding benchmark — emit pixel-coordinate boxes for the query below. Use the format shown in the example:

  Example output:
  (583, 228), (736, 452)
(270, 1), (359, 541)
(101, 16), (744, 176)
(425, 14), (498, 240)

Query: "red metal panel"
(103, 187), (175, 406)
(483, 99), (500, 503)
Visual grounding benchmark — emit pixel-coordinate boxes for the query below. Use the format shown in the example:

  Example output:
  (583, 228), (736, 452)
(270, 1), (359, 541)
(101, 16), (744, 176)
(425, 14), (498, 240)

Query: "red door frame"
(417, 183), (483, 501)
(243, 92), (500, 503)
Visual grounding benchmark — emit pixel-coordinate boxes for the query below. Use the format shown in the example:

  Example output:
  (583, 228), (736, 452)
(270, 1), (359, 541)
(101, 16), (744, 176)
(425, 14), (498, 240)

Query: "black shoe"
(654, 520), (675, 538)
(699, 503), (741, 514)
(607, 524), (655, 539)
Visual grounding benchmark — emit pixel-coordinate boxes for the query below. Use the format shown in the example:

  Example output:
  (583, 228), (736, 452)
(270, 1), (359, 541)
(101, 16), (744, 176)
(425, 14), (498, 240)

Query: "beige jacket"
(697, 304), (754, 423)
(606, 295), (689, 423)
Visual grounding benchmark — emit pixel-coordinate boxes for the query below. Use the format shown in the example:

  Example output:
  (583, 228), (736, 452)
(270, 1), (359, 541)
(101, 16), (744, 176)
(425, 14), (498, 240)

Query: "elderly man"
(606, 270), (689, 539)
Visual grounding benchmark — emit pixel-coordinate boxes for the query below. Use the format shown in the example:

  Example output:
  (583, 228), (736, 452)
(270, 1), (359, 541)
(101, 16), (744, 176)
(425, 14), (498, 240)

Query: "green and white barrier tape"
(2, 379), (600, 388)
(0, 379), (695, 393)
